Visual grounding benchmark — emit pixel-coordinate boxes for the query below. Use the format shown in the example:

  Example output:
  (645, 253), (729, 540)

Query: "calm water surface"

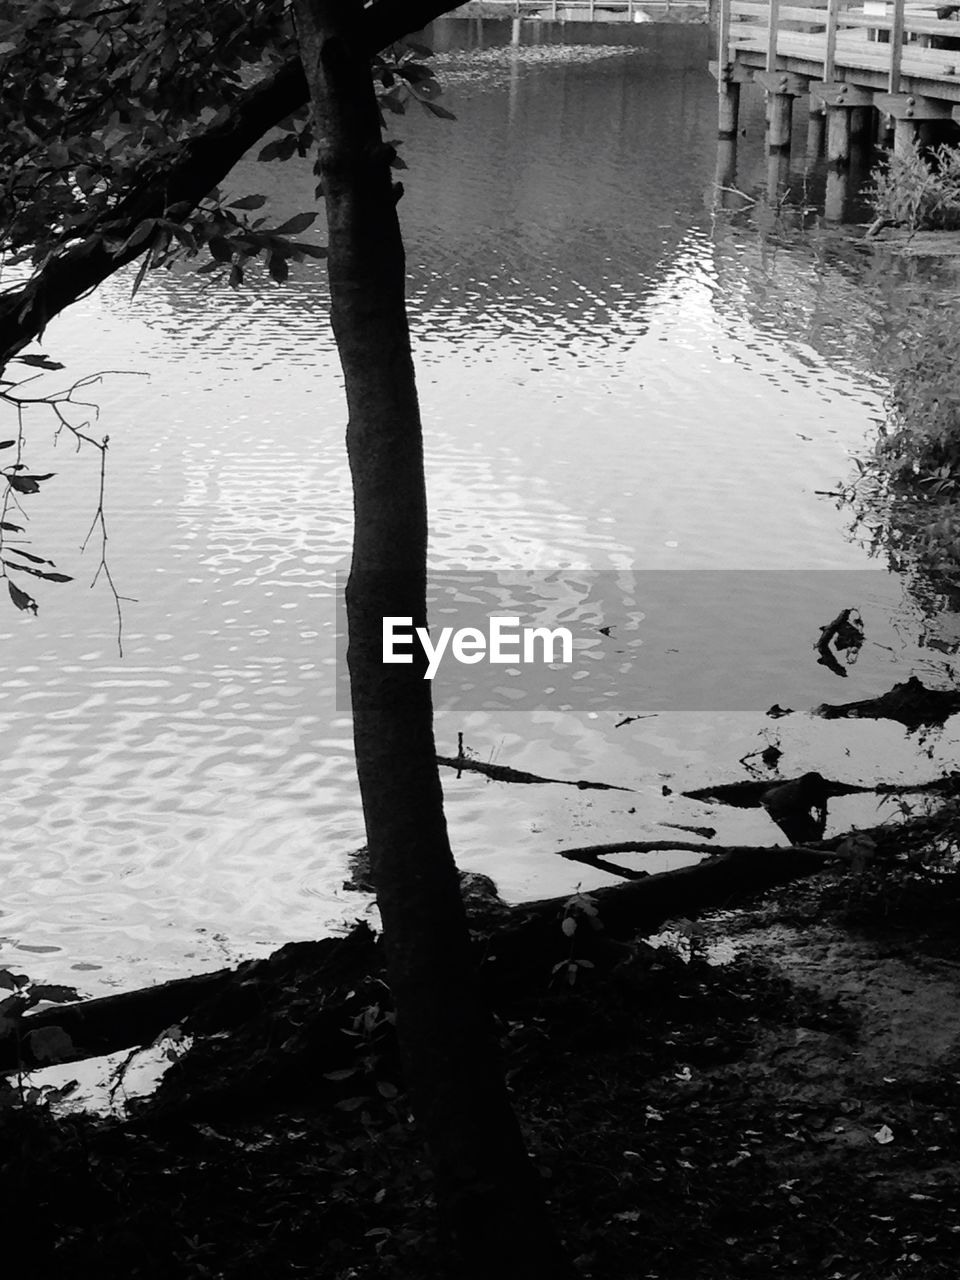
(1, 22), (957, 993)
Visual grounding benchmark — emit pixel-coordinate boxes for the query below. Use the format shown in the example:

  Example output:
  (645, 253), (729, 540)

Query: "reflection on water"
(1, 21), (957, 992)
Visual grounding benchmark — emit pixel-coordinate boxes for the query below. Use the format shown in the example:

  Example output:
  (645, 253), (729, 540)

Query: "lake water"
(2, 19), (958, 995)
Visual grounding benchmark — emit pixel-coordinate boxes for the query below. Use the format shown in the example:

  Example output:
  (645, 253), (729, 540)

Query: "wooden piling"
(850, 105), (873, 143)
(893, 116), (919, 157)
(826, 104), (851, 168)
(766, 148), (791, 201)
(718, 81), (741, 138)
(767, 92), (793, 149)
(716, 0), (740, 138)
(824, 168), (849, 222)
(806, 106), (826, 160)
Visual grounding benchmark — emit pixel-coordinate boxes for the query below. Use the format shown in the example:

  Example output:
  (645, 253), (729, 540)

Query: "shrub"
(868, 139), (960, 232)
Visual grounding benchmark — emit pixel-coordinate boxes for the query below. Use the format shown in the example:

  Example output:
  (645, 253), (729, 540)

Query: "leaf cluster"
(112, 192), (325, 295)
(0, 1), (293, 266)
(0, 6), (452, 298)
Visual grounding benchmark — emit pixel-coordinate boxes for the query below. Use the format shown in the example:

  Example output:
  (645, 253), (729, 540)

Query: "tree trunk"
(290, 4), (577, 1276)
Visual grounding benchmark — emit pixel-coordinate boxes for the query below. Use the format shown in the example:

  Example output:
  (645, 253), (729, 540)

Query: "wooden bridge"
(456, 0), (709, 21)
(713, 0), (960, 158)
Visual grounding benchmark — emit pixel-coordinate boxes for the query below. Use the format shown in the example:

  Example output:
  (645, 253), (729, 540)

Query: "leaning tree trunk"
(291, 3), (577, 1276)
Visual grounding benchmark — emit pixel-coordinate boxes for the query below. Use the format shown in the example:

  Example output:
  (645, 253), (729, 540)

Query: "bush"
(869, 139), (960, 232)
(844, 298), (960, 572)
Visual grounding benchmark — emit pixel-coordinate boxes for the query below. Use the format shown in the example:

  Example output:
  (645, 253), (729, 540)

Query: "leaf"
(208, 237), (233, 263)
(376, 1080), (398, 1099)
(561, 916), (577, 938)
(46, 141), (70, 168)
(228, 194), (267, 210)
(268, 255), (288, 284)
(874, 1124), (895, 1145)
(422, 100), (456, 121)
(335, 1096), (368, 1112)
(272, 212), (317, 236)
(294, 243), (327, 260)
(7, 473), (54, 494)
(14, 354), (64, 370)
(0, 522), (23, 532)
(0, 441), (15, 450)
(6, 548), (52, 565)
(129, 250), (152, 301)
(257, 138), (284, 162)
(0, 969), (21, 990)
(26, 1024), (74, 1063)
(119, 218), (157, 254)
(8, 580), (37, 614)
(323, 1068), (357, 1082)
(4, 563), (73, 582)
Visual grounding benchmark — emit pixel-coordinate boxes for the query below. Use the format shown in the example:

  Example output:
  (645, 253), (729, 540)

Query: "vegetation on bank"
(840, 142), (960, 575)
(869, 140), (960, 235)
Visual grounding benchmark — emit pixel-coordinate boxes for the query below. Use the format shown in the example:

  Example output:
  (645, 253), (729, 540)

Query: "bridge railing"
(456, 0), (711, 16)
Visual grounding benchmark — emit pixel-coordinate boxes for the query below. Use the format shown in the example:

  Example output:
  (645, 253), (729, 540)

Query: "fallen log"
(0, 931), (378, 1075)
(554, 839), (846, 863)
(2, 811), (949, 1076)
(489, 846), (830, 972)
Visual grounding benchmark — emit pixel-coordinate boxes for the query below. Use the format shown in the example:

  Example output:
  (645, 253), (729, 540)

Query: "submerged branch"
(437, 753), (632, 791)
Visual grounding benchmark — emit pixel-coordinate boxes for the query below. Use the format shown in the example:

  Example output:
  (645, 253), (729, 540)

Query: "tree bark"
(291, 3), (577, 1276)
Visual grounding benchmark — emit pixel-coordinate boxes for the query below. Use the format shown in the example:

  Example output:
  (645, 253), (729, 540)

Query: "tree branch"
(0, 0), (462, 367)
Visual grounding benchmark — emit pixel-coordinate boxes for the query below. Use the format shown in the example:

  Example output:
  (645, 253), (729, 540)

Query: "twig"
(0, 368), (144, 653)
(437, 754), (632, 792)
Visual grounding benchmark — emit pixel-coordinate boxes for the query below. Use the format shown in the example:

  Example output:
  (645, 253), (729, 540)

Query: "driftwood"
(555, 839), (844, 864)
(0, 932), (378, 1075)
(436, 754), (631, 791)
(6, 796), (956, 1077)
(4, 796), (952, 1078)
(815, 676), (960, 731)
(0, 824), (905, 1077)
